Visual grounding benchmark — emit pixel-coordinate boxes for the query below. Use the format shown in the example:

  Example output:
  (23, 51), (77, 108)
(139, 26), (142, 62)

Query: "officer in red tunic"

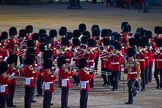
(78, 58), (95, 108)
(6, 54), (19, 107)
(124, 48), (141, 104)
(109, 41), (122, 91)
(42, 59), (56, 108)
(0, 61), (10, 108)
(23, 55), (37, 108)
(57, 56), (75, 108)
(154, 38), (162, 90)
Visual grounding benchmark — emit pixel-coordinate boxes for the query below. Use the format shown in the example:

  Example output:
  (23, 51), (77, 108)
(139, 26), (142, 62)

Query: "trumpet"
(82, 67), (111, 75)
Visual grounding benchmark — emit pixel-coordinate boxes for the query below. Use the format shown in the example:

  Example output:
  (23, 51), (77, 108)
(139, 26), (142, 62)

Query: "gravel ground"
(0, 3), (162, 108)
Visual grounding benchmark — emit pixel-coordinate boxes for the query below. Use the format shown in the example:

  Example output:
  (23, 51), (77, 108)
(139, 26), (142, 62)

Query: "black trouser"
(80, 90), (88, 108)
(141, 69), (145, 90)
(94, 56), (99, 70)
(72, 73), (80, 84)
(7, 86), (15, 107)
(148, 62), (153, 82)
(145, 65), (149, 84)
(127, 80), (136, 104)
(61, 88), (69, 108)
(37, 75), (43, 95)
(110, 72), (119, 90)
(24, 87), (34, 108)
(0, 94), (6, 108)
(154, 68), (162, 88)
(43, 92), (52, 108)
(101, 68), (111, 85)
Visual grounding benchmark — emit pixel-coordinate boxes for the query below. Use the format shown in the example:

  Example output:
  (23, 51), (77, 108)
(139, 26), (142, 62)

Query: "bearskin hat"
(154, 26), (162, 35)
(121, 21), (128, 31)
(87, 39), (96, 47)
(65, 32), (73, 40)
(24, 54), (35, 65)
(25, 25), (33, 34)
(101, 29), (112, 37)
(78, 23), (86, 33)
(32, 33), (40, 41)
(0, 31), (8, 40)
(7, 54), (17, 65)
(81, 36), (88, 44)
(78, 58), (87, 69)
(143, 37), (149, 46)
(49, 29), (57, 38)
(127, 48), (136, 57)
(83, 31), (91, 39)
(92, 29), (100, 37)
(43, 50), (53, 61)
(135, 27), (144, 35)
(39, 44), (46, 52)
(155, 38), (162, 47)
(43, 59), (53, 69)
(123, 24), (131, 32)
(27, 40), (35, 48)
(102, 38), (110, 46)
(73, 29), (81, 38)
(146, 30), (152, 39)
(136, 38), (145, 48)
(57, 56), (66, 68)
(39, 29), (46, 36)
(26, 47), (35, 55)
(112, 32), (121, 42)
(91, 24), (99, 32)
(128, 38), (136, 46)
(19, 29), (27, 37)
(0, 61), (8, 74)
(9, 26), (17, 37)
(72, 38), (80, 46)
(113, 41), (121, 51)
(61, 37), (69, 46)
(59, 26), (67, 36)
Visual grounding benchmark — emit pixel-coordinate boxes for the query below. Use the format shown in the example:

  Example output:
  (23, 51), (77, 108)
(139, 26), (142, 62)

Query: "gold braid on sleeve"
(135, 61), (141, 79)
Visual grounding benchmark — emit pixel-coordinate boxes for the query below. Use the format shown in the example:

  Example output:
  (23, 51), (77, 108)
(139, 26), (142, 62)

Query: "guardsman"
(6, 54), (19, 107)
(0, 31), (9, 61)
(84, 39), (96, 89)
(25, 25), (33, 40)
(23, 55), (38, 108)
(136, 38), (146, 92)
(78, 58), (95, 108)
(99, 38), (111, 86)
(57, 56), (75, 108)
(154, 38), (162, 90)
(124, 48), (141, 104)
(42, 59), (56, 108)
(0, 61), (10, 108)
(109, 41), (122, 91)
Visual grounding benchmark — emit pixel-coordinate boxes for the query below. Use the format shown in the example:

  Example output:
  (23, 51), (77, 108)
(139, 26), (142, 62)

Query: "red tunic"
(155, 52), (162, 69)
(136, 52), (146, 70)
(64, 50), (73, 64)
(125, 65), (137, 80)
(84, 52), (96, 68)
(6, 66), (20, 86)
(109, 55), (122, 72)
(23, 65), (38, 88)
(0, 74), (10, 95)
(78, 70), (94, 91)
(41, 70), (56, 93)
(58, 68), (75, 88)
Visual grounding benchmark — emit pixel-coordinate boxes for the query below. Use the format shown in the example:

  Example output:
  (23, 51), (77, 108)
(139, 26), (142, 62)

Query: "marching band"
(0, 23), (162, 108)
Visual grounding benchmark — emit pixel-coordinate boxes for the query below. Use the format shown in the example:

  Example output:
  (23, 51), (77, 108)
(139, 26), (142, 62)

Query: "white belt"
(0, 56), (2, 58)
(80, 81), (89, 83)
(73, 57), (80, 60)
(44, 82), (53, 84)
(25, 77), (34, 80)
(136, 59), (145, 61)
(128, 72), (137, 75)
(62, 78), (69, 81)
(156, 59), (162, 61)
(111, 62), (119, 65)
(66, 59), (70, 61)
(87, 60), (94, 62)
(0, 84), (8, 87)
(103, 59), (108, 61)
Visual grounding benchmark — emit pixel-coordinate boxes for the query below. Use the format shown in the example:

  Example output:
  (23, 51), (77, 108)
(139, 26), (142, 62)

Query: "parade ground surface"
(0, 3), (162, 108)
